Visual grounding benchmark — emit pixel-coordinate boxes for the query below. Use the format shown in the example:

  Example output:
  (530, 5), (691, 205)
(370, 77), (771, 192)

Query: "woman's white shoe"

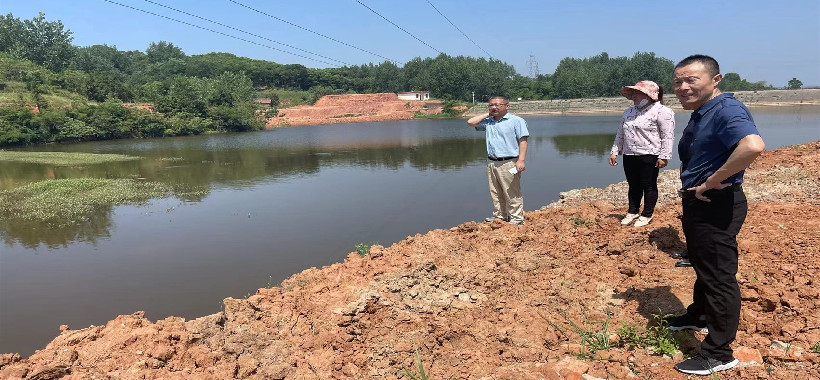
(620, 213), (640, 225)
(634, 216), (652, 227)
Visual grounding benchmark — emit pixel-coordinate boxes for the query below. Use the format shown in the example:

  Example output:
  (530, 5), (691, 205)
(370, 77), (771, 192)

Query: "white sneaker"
(634, 216), (652, 227)
(620, 213), (639, 225)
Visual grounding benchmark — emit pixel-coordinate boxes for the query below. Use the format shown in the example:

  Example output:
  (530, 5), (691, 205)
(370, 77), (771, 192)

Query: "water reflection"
(0, 207), (112, 249)
(550, 133), (616, 157)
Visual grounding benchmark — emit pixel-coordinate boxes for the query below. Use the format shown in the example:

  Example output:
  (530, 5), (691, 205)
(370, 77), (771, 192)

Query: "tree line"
(0, 12), (782, 147)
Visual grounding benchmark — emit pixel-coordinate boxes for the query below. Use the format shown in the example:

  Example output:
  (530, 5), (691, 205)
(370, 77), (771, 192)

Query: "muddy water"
(1, 106), (818, 356)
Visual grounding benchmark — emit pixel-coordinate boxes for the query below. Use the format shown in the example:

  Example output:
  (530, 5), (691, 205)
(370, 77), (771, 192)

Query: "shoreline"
(269, 89), (820, 127)
(512, 101), (820, 117)
(1, 142), (818, 379)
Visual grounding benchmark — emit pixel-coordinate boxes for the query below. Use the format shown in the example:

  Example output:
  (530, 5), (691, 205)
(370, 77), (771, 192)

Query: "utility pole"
(472, 91), (475, 104)
(527, 54), (540, 78)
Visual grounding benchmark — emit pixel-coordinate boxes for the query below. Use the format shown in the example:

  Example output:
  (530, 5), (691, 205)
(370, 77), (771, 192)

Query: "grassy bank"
(0, 151), (142, 166)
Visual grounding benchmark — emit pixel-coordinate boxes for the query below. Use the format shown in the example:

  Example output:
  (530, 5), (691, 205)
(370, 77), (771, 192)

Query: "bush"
(164, 113), (209, 136)
(207, 104), (262, 132)
(0, 106), (37, 146)
(55, 118), (99, 142)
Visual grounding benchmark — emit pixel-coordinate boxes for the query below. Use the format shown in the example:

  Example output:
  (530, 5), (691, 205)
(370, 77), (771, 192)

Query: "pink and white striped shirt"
(610, 102), (675, 159)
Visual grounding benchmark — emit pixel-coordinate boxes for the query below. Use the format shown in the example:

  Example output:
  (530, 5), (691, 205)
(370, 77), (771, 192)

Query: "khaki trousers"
(487, 159), (524, 224)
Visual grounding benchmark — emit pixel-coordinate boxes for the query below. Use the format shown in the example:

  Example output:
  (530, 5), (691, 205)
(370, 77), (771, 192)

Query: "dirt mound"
(1, 143), (818, 379)
(267, 93), (444, 128)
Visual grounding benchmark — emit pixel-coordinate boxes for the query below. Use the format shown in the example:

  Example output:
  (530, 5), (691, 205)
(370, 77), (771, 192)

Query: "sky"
(3, 0), (819, 87)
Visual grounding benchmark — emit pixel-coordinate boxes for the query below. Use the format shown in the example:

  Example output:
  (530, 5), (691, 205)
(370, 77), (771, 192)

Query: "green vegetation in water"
(0, 151), (142, 166)
(0, 178), (208, 226)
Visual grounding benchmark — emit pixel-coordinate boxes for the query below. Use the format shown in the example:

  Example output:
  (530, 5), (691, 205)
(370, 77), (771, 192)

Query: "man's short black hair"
(676, 54), (720, 77)
(489, 95), (509, 104)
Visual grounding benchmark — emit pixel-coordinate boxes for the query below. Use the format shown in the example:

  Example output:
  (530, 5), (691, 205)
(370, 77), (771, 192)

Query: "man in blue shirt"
(467, 96), (529, 225)
(669, 55), (766, 376)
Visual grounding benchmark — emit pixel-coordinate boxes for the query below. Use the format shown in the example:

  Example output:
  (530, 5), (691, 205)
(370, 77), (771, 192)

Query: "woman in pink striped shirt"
(609, 80), (675, 227)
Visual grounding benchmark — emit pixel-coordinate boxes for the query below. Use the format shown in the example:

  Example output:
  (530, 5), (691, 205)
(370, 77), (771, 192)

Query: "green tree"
(552, 52), (673, 99)
(155, 76), (210, 115)
(0, 12), (76, 72)
(372, 61), (403, 93)
(71, 44), (134, 74)
(208, 71), (255, 107)
(787, 78), (803, 89)
(146, 41), (186, 63)
(719, 72), (748, 91)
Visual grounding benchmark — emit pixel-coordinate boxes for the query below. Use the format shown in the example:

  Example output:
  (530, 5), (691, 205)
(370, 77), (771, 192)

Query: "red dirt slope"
(266, 93), (444, 127)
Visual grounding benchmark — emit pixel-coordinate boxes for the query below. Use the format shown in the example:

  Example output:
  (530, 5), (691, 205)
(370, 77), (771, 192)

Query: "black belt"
(488, 156), (518, 161)
(678, 183), (742, 198)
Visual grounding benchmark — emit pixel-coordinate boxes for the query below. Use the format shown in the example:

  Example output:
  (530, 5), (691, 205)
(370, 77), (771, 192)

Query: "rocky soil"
(1, 142), (818, 380)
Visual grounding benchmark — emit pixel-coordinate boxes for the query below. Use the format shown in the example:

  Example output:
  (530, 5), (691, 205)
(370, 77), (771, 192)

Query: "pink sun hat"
(621, 80), (659, 101)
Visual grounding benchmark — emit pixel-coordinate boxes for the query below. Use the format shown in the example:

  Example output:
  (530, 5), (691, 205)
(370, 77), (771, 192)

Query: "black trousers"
(622, 154), (659, 217)
(681, 187), (747, 362)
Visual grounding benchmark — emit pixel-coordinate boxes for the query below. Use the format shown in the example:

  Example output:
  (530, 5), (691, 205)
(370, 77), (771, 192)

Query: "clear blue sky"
(3, 0), (819, 87)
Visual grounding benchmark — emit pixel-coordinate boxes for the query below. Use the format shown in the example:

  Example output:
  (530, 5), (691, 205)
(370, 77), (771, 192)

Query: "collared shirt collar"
(492, 113), (511, 122)
(694, 92), (733, 116)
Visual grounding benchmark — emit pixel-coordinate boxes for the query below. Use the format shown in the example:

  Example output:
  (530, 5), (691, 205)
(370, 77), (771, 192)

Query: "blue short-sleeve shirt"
(475, 113), (529, 158)
(678, 93), (761, 189)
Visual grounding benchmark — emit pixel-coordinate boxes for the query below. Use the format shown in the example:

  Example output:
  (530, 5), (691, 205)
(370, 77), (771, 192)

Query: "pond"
(1, 105), (818, 356)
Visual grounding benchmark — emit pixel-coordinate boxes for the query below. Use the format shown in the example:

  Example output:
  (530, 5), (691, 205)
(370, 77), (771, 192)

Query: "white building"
(397, 91), (430, 101)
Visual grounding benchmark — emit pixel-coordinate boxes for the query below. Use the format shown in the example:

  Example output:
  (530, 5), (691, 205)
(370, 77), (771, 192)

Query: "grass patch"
(543, 310), (681, 359)
(0, 178), (207, 226)
(0, 80), (90, 108)
(258, 88), (312, 107)
(811, 341), (820, 353)
(569, 215), (595, 227)
(399, 350), (429, 380)
(354, 241), (378, 256)
(544, 310), (614, 359)
(617, 312), (680, 356)
(0, 151), (142, 166)
(399, 349), (453, 380)
(330, 113), (363, 118)
(412, 111), (458, 119)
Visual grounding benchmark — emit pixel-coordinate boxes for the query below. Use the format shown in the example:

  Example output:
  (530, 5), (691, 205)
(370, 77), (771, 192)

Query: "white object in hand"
(508, 166), (518, 175)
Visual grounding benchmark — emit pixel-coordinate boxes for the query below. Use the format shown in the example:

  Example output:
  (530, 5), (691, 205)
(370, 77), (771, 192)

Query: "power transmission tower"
(527, 54), (540, 78)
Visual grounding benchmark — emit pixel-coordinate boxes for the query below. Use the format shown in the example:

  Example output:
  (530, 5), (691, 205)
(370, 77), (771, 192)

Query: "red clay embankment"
(266, 93), (447, 128)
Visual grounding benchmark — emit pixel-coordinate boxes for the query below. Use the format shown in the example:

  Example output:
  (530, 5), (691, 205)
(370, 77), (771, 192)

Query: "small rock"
(734, 346), (763, 364)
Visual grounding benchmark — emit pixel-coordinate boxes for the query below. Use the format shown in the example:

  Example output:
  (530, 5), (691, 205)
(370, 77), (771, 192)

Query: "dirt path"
(1, 143), (818, 380)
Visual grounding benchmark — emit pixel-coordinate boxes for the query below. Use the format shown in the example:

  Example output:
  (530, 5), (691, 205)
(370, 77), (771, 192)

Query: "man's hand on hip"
(688, 180), (731, 202)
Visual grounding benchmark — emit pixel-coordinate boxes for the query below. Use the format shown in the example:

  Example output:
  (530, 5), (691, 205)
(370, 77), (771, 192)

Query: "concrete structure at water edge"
(463, 89), (820, 117)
